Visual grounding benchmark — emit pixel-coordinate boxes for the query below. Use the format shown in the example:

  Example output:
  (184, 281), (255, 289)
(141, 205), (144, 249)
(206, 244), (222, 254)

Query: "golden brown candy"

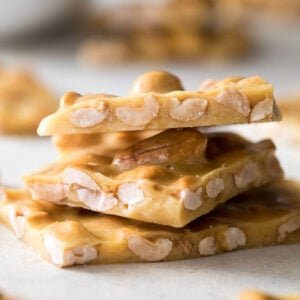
(0, 180), (299, 267)
(24, 130), (283, 227)
(37, 72), (280, 135)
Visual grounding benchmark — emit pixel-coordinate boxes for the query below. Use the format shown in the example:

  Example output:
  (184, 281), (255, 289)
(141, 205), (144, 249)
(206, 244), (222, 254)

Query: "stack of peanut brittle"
(79, 0), (249, 64)
(1, 71), (299, 267)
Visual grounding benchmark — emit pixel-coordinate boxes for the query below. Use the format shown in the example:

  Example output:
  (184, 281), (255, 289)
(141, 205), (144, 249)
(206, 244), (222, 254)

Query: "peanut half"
(113, 128), (207, 170)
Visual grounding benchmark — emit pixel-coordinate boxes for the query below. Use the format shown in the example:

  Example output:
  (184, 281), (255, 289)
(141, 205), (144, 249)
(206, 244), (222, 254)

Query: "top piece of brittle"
(37, 71), (280, 135)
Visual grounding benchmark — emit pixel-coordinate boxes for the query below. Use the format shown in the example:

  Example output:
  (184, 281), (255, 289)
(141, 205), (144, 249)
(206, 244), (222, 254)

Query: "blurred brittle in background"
(237, 290), (300, 300)
(78, 0), (251, 64)
(237, 0), (300, 21)
(276, 96), (300, 144)
(207, 95), (300, 149)
(240, 95), (300, 146)
(0, 68), (57, 135)
(0, 292), (17, 300)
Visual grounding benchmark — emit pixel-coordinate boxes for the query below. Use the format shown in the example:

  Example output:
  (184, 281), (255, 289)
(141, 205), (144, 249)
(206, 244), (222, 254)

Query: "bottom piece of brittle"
(0, 180), (299, 267)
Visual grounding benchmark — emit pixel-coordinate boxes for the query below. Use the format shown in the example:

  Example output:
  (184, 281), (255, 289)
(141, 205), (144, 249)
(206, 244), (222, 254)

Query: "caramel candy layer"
(37, 71), (280, 135)
(1, 180), (299, 267)
(24, 129), (283, 227)
(53, 131), (159, 160)
(0, 68), (57, 134)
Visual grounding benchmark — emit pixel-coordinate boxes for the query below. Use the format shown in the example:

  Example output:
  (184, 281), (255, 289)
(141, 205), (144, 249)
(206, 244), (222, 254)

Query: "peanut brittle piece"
(37, 71), (280, 135)
(0, 180), (299, 267)
(0, 68), (57, 134)
(24, 129), (283, 227)
(86, 0), (209, 35)
(79, 29), (250, 64)
(0, 293), (17, 300)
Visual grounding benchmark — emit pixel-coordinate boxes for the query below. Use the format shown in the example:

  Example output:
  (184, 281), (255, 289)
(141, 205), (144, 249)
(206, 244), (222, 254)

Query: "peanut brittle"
(37, 71), (280, 135)
(79, 0), (247, 64)
(236, 0), (300, 21)
(0, 294), (17, 300)
(0, 180), (299, 267)
(0, 68), (57, 134)
(86, 0), (209, 35)
(79, 30), (250, 64)
(24, 129), (283, 227)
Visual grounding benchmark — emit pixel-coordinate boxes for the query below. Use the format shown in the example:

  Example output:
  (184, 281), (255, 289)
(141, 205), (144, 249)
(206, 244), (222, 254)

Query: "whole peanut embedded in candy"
(224, 227), (246, 251)
(169, 97), (208, 121)
(250, 98), (274, 122)
(215, 87), (250, 117)
(127, 235), (173, 261)
(112, 128), (207, 170)
(129, 70), (184, 95)
(115, 95), (160, 126)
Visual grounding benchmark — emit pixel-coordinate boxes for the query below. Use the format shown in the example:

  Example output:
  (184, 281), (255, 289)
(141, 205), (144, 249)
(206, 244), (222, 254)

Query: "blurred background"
(0, 0), (299, 94)
(0, 0), (299, 186)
